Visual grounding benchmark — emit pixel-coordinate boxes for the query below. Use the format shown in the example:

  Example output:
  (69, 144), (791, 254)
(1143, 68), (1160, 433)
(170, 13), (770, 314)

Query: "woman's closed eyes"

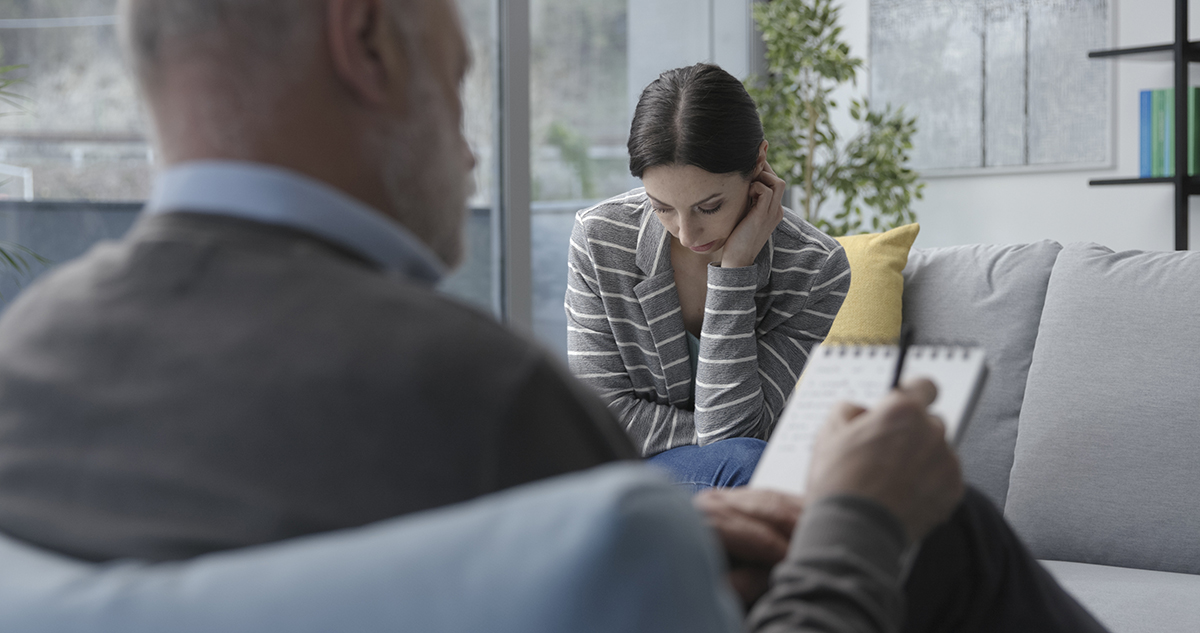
(652, 202), (724, 215)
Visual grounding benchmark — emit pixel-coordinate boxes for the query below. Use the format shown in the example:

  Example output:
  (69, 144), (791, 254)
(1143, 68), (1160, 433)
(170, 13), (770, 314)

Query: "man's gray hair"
(118, 0), (324, 88)
(117, 0), (430, 156)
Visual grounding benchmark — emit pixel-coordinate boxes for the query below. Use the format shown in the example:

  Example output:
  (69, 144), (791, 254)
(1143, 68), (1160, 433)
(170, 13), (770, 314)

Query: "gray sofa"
(1, 239), (1196, 632)
(902, 241), (1200, 633)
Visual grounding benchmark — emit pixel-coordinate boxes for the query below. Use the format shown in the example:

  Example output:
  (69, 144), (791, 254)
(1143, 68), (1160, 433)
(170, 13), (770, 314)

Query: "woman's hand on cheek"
(721, 163), (786, 269)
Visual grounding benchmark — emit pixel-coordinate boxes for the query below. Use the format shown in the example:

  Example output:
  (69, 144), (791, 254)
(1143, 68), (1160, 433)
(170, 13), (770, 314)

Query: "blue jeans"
(646, 437), (767, 494)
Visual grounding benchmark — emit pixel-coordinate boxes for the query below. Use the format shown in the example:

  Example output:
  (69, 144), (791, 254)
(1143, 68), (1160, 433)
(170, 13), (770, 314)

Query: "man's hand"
(693, 487), (804, 608)
(806, 379), (965, 544)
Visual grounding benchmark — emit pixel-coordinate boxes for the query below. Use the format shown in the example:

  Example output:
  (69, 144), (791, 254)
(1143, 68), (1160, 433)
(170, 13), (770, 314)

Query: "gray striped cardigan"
(566, 188), (851, 457)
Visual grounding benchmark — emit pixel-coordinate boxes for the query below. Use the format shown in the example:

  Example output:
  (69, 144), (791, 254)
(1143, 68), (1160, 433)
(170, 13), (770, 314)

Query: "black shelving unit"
(1088, 0), (1194, 250)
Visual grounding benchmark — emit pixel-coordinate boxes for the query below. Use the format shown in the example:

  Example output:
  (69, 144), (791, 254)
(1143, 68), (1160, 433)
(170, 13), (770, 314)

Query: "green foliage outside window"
(546, 121), (596, 199)
(746, 0), (923, 237)
(0, 62), (48, 277)
(0, 62), (31, 118)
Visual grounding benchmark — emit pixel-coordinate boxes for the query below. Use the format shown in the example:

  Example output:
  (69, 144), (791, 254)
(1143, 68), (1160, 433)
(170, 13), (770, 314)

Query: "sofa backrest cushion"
(1005, 243), (1200, 575)
(902, 241), (1061, 510)
(0, 463), (742, 633)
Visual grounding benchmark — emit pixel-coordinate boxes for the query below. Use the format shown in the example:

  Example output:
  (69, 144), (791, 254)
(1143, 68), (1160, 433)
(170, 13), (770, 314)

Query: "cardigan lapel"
(634, 209), (693, 406)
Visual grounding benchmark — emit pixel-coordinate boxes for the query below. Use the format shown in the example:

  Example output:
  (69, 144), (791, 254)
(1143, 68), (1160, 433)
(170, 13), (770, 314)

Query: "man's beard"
(378, 101), (472, 270)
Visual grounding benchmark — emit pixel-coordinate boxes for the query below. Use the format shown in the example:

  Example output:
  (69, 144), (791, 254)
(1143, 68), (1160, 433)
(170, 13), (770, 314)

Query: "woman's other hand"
(720, 162), (786, 269)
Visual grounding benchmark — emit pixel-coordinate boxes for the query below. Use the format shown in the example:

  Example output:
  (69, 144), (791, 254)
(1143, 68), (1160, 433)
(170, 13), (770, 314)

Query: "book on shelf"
(1185, 87), (1195, 176)
(1140, 87), (1200, 178)
(1152, 90), (1163, 177)
(1140, 90), (1152, 178)
(1166, 92), (1174, 176)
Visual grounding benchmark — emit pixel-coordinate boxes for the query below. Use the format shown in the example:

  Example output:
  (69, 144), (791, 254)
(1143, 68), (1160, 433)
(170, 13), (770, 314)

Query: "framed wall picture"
(870, 0), (1112, 175)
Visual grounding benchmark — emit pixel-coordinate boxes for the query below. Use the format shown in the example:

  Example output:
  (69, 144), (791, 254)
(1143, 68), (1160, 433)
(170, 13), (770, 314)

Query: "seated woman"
(565, 63), (851, 492)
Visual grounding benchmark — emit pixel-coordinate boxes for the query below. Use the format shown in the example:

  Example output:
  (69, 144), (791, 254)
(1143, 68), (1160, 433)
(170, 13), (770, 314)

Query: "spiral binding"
(819, 342), (980, 361)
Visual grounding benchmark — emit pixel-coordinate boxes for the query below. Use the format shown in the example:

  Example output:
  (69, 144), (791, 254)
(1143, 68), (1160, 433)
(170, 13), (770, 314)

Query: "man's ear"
(327, 0), (408, 106)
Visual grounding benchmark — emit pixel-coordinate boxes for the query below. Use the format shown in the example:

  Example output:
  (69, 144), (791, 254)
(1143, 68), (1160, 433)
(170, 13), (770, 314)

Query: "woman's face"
(642, 164), (755, 257)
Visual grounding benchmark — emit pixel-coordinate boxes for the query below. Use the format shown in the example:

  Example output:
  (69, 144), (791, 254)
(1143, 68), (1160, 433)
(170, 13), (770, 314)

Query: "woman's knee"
(707, 437), (767, 487)
(718, 437), (768, 458)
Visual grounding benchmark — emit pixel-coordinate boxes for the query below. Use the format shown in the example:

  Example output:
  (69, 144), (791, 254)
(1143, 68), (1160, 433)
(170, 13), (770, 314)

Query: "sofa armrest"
(0, 463), (742, 633)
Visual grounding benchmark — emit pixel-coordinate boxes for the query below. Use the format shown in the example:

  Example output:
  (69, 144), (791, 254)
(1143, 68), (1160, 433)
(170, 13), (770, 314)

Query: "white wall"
(838, 0), (1200, 251)
(628, 0), (756, 115)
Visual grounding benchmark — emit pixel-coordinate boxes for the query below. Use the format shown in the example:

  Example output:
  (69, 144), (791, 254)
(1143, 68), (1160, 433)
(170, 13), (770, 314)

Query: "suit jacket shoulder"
(0, 212), (633, 562)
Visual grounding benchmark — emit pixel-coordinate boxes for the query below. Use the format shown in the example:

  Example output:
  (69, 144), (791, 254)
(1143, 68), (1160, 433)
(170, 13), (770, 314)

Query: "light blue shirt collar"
(145, 161), (446, 285)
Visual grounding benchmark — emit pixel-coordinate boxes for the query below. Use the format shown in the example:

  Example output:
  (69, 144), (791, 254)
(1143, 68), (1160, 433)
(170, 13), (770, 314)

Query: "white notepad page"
(750, 344), (987, 496)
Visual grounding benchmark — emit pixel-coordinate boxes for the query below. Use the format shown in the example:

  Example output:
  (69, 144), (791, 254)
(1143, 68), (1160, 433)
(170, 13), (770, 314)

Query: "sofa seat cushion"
(1043, 560), (1200, 633)
(0, 463), (741, 633)
(1006, 243), (1200, 575)
(901, 241), (1061, 509)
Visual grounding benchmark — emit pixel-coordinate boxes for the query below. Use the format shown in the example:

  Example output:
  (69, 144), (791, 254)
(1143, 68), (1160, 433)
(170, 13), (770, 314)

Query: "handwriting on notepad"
(750, 344), (987, 497)
(749, 346), (897, 496)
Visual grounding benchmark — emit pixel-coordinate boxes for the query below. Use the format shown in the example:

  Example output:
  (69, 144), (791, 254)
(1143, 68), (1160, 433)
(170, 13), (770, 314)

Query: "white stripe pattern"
(758, 368), (786, 403)
(698, 355), (758, 365)
(588, 238), (638, 254)
(700, 332), (755, 341)
(566, 284), (640, 304)
(812, 268), (851, 291)
(695, 389), (763, 414)
(565, 189), (851, 457)
(647, 307), (682, 325)
(772, 266), (821, 275)
(582, 215), (640, 231)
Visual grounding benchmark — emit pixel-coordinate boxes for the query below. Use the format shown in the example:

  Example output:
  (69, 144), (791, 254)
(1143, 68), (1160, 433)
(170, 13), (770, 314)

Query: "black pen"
(891, 325), (914, 389)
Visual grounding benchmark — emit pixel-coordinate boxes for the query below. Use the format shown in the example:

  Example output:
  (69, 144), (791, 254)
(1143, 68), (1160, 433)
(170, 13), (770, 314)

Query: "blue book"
(1141, 90), (1152, 178)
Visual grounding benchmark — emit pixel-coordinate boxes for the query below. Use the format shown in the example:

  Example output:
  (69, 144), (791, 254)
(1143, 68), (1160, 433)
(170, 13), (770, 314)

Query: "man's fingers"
(695, 490), (794, 565)
(829, 401), (868, 424)
(695, 488), (803, 537)
(710, 510), (791, 565)
(897, 377), (937, 408)
(927, 413), (947, 439)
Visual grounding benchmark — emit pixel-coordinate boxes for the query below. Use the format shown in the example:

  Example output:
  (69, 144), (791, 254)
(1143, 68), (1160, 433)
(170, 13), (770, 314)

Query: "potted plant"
(746, 0), (923, 237)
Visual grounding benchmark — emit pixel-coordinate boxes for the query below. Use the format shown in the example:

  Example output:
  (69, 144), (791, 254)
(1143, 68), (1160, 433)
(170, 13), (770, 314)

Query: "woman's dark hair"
(628, 63), (765, 179)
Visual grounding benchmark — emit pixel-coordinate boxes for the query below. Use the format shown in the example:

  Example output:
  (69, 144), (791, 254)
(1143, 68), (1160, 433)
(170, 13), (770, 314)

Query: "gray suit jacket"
(0, 212), (635, 562)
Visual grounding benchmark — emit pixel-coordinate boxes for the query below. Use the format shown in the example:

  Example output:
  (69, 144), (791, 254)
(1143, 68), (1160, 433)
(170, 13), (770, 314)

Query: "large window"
(529, 0), (634, 356)
(0, 0), (762, 353)
(0, 2), (150, 202)
(0, 0), (499, 313)
(528, 0), (761, 357)
(431, 0), (499, 313)
(0, 2), (148, 302)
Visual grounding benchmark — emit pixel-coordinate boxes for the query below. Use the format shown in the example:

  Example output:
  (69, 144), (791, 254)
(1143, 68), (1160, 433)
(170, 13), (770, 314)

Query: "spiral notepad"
(750, 343), (988, 496)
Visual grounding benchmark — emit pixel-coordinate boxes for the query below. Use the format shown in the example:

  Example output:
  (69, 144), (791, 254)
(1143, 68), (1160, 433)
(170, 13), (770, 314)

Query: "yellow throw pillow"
(824, 223), (920, 344)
